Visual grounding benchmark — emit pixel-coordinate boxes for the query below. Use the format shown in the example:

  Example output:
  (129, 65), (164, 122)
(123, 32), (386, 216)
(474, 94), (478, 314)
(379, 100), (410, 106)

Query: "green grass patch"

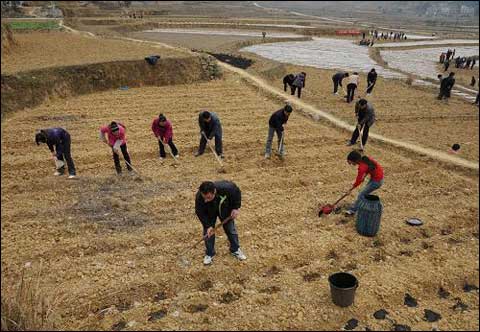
(7, 21), (60, 31)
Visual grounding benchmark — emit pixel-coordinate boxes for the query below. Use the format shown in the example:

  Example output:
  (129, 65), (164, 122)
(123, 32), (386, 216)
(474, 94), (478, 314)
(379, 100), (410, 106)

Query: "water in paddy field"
(381, 46), (479, 80)
(241, 37), (406, 79)
(142, 28), (303, 38)
(374, 39), (479, 48)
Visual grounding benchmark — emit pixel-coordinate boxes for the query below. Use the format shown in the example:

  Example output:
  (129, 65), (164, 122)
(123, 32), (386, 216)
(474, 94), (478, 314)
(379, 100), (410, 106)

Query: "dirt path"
(61, 22), (478, 171)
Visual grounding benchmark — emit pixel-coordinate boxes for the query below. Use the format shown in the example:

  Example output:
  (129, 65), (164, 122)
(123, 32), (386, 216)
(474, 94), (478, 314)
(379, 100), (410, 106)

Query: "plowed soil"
(1, 31), (188, 74)
(2, 68), (478, 331)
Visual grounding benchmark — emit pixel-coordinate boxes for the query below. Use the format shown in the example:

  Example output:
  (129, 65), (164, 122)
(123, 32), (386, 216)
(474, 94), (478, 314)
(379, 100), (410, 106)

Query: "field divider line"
(217, 61), (478, 171)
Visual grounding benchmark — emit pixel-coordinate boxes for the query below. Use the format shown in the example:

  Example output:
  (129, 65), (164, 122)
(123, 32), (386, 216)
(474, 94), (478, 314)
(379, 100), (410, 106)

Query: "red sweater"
(353, 158), (384, 188)
(151, 118), (173, 141)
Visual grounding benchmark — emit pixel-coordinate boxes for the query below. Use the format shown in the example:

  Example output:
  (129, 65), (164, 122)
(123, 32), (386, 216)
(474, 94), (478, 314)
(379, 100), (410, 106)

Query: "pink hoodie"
(151, 118), (173, 141)
(99, 123), (127, 146)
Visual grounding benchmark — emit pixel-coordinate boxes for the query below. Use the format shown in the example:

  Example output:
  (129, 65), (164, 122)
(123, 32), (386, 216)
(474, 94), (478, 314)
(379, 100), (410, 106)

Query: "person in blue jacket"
(196, 110), (223, 158)
(35, 128), (76, 178)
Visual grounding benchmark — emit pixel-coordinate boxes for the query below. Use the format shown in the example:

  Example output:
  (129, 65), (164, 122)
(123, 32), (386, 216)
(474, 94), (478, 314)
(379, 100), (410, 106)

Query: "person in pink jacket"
(99, 121), (133, 174)
(151, 113), (179, 160)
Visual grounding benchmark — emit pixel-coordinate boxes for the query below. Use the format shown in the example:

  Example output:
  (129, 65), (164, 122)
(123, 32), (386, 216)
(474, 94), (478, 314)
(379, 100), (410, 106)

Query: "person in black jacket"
(438, 72), (455, 101)
(35, 128), (76, 178)
(332, 71), (349, 95)
(283, 74), (295, 92)
(195, 181), (247, 265)
(196, 110), (223, 158)
(366, 68), (377, 95)
(346, 99), (375, 150)
(265, 103), (293, 159)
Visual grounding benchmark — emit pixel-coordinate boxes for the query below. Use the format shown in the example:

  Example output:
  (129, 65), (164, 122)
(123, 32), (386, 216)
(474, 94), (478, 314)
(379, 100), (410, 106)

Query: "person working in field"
(345, 151), (384, 216)
(283, 73), (296, 92)
(99, 121), (133, 175)
(346, 72), (359, 103)
(291, 72), (307, 98)
(195, 180), (247, 265)
(438, 72), (455, 101)
(366, 68), (377, 95)
(196, 110), (223, 159)
(35, 128), (76, 179)
(347, 99), (376, 151)
(265, 103), (293, 160)
(151, 113), (179, 160)
(332, 71), (349, 95)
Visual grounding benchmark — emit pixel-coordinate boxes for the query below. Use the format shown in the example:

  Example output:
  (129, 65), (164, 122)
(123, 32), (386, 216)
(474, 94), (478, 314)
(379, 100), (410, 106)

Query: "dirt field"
(239, 52), (480, 163)
(129, 31), (262, 51)
(0, 30), (188, 74)
(2, 66), (479, 330)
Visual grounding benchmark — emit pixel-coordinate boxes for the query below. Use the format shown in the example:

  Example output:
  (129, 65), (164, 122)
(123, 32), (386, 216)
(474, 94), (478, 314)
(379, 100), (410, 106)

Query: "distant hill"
(257, 1), (479, 24)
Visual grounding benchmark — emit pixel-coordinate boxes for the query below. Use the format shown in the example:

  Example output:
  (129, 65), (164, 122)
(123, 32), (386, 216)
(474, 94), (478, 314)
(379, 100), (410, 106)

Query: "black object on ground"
(344, 318), (359, 330)
(424, 309), (442, 322)
(451, 298), (469, 312)
(208, 53), (253, 69)
(393, 324), (411, 331)
(328, 272), (358, 307)
(112, 320), (127, 331)
(148, 310), (167, 322)
(438, 287), (450, 299)
(373, 309), (389, 319)
(452, 143), (461, 151)
(145, 55), (161, 65)
(463, 283), (479, 292)
(404, 293), (418, 307)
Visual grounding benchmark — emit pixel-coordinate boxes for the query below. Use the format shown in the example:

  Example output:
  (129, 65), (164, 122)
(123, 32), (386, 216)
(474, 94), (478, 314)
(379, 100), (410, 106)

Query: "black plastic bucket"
(328, 272), (358, 307)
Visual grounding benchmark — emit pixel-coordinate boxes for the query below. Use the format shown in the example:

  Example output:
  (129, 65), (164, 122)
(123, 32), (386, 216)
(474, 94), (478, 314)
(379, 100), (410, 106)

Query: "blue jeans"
(265, 126), (284, 155)
(351, 179), (383, 212)
(203, 219), (240, 257)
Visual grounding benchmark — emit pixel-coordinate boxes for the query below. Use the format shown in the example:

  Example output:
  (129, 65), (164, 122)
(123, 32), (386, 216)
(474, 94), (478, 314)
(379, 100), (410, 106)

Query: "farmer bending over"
(196, 110), (223, 158)
(265, 103), (293, 159)
(151, 113), (179, 160)
(345, 151), (384, 216)
(35, 128), (76, 178)
(291, 72), (306, 98)
(195, 181), (247, 265)
(283, 74), (295, 92)
(347, 99), (376, 151)
(332, 71), (349, 95)
(99, 121), (133, 175)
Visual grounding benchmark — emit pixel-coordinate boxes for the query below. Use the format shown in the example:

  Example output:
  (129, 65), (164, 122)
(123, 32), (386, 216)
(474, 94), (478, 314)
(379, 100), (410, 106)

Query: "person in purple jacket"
(151, 113), (179, 160)
(35, 127), (76, 178)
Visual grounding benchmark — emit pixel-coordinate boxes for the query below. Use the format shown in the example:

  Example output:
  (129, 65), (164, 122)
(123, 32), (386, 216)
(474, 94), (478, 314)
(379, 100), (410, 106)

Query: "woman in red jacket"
(345, 150), (384, 215)
(151, 113), (179, 160)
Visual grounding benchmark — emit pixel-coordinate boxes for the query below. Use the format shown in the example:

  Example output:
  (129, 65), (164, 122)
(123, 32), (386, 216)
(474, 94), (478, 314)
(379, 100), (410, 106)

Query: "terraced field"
(1, 71), (478, 330)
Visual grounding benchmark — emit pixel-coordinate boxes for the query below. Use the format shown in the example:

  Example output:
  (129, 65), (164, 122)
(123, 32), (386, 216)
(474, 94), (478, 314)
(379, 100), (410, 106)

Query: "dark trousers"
(113, 143), (132, 174)
(203, 219), (240, 257)
(444, 62), (449, 71)
(350, 123), (371, 146)
(199, 131), (223, 155)
(158, 138), (178, 158)
(333, 79), (341, 93)
(437, 89), (451, 100)
(475, 93), (479, 105)
(56, 133), (76, 176)
(291, 85), (302, 98)
(346, 83), (357, 103)
(366, 81), (375, 94)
